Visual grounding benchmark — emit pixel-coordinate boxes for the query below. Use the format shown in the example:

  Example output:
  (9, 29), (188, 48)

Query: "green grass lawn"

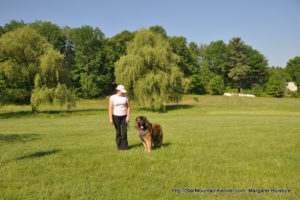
(0, 96), (299, 200)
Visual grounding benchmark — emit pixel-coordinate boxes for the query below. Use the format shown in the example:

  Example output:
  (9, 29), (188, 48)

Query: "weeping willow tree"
(115, 29), (185, 111)
(31, 76), (76, 112)
(0, 26), (75, 111)
(31, 49), (75, 112)
(0, 26), (49, 104)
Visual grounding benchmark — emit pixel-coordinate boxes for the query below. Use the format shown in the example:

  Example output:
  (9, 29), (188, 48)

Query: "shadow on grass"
(15, 150), (61, 160)
(128, 142), (172, 150)
(153, 142), (172, 150)
(0, 108), (107, 119)
(138, 104), (194, 113)
(0, 133), (41, 143)
(165, 104), (194, 112)
(128, 143), (144, 150)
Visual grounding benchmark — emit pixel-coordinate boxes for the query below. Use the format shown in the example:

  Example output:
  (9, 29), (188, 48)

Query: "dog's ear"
(144, 118), (149, 127)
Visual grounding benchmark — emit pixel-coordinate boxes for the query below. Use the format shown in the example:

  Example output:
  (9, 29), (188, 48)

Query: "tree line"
(0, 20), (299, 111)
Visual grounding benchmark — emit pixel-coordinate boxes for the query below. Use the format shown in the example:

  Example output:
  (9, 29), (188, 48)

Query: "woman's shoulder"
(110, 94), (117, 100)
(110, 94), (129, 100)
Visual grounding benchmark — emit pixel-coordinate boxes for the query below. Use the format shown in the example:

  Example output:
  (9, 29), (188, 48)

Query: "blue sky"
(0, 0), (299, 67)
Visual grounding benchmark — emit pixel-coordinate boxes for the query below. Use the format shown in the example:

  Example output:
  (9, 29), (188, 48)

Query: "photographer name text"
(172, 188), (291, 194)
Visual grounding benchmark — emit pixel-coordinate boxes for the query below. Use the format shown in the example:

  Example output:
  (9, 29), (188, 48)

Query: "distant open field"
(0, 95), (299, 199)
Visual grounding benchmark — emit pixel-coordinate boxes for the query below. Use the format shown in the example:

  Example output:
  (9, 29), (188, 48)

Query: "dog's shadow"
(128, 142), (171, 150)
(128, 143), (144, 149)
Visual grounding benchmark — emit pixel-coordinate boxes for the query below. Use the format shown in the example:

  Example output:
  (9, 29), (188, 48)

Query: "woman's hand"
(126, 116), (130, 123)
(109, 99), (113, 125)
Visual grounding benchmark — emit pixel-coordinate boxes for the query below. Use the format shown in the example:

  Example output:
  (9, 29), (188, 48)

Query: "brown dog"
(135, 116), (163, 152)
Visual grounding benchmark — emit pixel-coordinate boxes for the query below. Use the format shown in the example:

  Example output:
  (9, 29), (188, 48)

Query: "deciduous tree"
(29, 21), (66, 53)
(3, 19), (26, 33)
(0, 26), (50, 103)
(286, 56), (300, 92)
(209, 75), (224, 95)
(0, 26), (75, 110)
(266, 68), (286, 97)
(227, 38), (250, 93)
(71, 25), (112, 98)
(203, 40), (228, 80)
(115, 29), (185, 111)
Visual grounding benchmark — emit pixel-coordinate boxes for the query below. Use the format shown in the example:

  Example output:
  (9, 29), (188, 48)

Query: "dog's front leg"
(142, 140), (147, 151)
(146, 135), (152, 152)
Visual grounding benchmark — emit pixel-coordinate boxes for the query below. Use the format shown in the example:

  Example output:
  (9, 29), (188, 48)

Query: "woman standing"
(109, 85), (130, 151)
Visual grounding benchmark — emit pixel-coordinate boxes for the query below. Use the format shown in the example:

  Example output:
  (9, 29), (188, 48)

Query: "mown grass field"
(0, 95), (299, 200)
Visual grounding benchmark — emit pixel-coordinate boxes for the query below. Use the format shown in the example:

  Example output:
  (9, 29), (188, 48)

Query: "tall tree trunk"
(239, 80), (242, 93)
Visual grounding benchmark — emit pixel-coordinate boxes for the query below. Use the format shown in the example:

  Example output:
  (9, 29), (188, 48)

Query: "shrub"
(266, 72), (286, 97)
(251, 84), (264, 97)
(286, 90), (300, 98)
(0, 88), (31, 105)
(209, 75), (224, 95)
